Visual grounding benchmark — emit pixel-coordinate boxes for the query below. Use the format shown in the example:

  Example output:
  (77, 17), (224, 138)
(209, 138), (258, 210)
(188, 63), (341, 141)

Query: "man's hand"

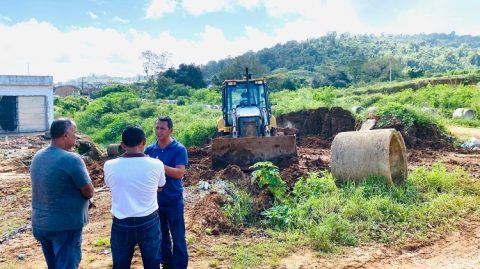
(164, 164), (186, 179)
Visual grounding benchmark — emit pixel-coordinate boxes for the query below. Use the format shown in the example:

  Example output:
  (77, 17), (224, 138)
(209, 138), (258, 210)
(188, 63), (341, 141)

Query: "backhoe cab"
(217, 68), (274, 137)
(211, 68), (297, 170)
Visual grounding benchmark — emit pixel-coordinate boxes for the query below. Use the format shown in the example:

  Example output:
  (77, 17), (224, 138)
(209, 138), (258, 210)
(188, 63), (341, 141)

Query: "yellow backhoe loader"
(211, 68), (297, 170)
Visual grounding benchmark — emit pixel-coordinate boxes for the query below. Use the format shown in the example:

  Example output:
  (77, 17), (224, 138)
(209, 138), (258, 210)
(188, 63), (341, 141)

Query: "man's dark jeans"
(159, 202), (188, 269)
(110, 211), (161, 269)
(32, 227), (83, 269)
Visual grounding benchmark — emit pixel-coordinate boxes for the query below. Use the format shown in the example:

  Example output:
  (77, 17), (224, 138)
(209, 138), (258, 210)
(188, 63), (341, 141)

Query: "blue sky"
(1, 0), (479, 82)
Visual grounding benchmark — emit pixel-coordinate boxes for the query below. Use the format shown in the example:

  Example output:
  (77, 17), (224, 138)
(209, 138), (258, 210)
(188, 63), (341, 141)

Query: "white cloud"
(112, 16), (129, 24)
(145, 0), (262, 17)
(181, 0), (232, 15)
(145, 0), (177, 19)
(379, 0), (480, 35)
(263, 0), (371, 42)
(0, 19), (274, 82)
(87, 11), (98, 20)
(237, 0), (262, 10)
(0, 15), (12, 23)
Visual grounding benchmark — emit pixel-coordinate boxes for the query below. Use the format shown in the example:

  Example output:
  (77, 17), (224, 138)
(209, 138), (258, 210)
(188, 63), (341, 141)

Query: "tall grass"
(252, 163), (480, 252)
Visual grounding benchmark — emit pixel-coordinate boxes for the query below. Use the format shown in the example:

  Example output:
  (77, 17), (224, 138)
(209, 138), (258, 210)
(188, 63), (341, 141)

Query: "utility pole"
(389, 61), (392, 82)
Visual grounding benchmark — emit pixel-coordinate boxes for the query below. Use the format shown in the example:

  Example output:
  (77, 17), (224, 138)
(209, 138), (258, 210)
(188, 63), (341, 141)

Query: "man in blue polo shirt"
(145, 116), (188, 269)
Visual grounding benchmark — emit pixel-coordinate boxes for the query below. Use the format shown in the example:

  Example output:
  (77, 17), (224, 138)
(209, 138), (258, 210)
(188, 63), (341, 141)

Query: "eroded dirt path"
(448, 125), (480, 140)
(274, 221), (480, 269)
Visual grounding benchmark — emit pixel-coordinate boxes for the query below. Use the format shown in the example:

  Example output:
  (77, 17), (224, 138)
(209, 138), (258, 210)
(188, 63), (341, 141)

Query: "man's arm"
(80, 183), (94, 199)
(164, 164), (186, 179)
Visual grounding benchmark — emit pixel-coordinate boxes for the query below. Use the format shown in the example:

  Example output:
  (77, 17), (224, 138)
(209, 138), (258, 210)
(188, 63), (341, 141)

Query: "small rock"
(360, 119), (376, 131)
(17, 253), (27, 260)
(198, 181), (210, 190)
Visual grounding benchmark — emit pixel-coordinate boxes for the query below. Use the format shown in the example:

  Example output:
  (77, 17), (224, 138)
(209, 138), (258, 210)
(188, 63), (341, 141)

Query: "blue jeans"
(159, 202), (188, 269)
(32, 227), (82, 269)
(110, 211), (161, 269)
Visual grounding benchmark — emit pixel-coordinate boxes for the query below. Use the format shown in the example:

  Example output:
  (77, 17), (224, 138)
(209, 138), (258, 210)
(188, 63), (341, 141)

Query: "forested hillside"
(202, 33), (480, 90)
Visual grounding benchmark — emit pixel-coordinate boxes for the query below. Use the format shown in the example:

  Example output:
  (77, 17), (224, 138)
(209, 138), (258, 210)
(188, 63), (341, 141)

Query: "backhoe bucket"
(211, 135), (297, 170)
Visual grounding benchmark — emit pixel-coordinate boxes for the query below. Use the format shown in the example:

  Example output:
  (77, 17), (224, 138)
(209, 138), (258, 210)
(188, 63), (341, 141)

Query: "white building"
(0, 75), (54, 135)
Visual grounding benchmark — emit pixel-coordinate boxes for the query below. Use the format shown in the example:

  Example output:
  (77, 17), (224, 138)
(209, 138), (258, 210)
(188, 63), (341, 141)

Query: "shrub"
(90, 84), (132, 99)
(222, 185), (254, 226)
(250, 162), (287, 201)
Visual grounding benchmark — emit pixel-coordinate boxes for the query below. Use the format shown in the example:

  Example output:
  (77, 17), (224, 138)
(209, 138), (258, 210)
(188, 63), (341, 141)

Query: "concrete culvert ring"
(330, 129), (408, 185)
(388, 131), (408, 185)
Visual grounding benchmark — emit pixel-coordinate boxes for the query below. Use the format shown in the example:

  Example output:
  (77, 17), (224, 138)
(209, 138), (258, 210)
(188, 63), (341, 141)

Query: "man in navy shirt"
(144, 116), (188, 269)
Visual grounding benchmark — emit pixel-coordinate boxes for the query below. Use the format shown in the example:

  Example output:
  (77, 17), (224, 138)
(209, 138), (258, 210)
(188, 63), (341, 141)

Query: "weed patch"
(253, 162), (480, 252)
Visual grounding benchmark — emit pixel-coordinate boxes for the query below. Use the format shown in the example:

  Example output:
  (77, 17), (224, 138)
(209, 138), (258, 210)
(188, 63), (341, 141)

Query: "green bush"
(376, 103), (441, 130)
(250, 162), (287, 201)
(313, 86), (338, 107)
(54, 96), (89, 117)
(222, 185), (254, 226)
(189, 88), (221, 105)
(90, 84), (132, 99)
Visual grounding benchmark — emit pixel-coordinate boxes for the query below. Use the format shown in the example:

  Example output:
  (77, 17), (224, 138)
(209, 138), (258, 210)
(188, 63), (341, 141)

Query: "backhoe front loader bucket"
(211, 135), (297, 170)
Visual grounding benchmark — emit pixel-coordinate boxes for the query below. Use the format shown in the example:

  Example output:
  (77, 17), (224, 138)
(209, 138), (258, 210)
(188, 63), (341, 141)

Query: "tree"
(218, 53), (269, 81)
(175, 64), (206, 89)
(140, 50), (170, 83)
(155, 76), (175, 98)
(164, 67), (177, 79)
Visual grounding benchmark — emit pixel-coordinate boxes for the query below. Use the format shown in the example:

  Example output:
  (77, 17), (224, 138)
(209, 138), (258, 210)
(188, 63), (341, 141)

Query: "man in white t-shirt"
(104, 126), (166, 269)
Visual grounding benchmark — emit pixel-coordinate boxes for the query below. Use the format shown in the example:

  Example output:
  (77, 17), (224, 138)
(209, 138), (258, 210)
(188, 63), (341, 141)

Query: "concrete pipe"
(463, 109), (476, 120)
(106, 143), (125, 157)
(453, 108), (476, 120)
(330, 129), (407, 185)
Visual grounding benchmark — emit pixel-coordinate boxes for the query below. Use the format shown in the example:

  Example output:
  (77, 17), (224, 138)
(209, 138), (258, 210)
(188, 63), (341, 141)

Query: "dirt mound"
(251, 189), (273, 217)
(186, 191), (239, 235)
(217, 165), (250, 188)
(184, 164), (216, 187)
(297, 135), (331, 149)
(280, 164), (309, 189)
(276, 107), (355, 138)
(378, 118), (453, 150)
(84, 159), (105, 187)
(305, 157), (329, 171)
(75, 136), (105, 160)
(188, 146), (211, 166)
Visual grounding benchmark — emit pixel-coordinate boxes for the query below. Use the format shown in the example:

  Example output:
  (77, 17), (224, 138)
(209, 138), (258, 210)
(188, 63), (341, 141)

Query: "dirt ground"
(447, 125), (480, 140)
(1, 121), (480, 268)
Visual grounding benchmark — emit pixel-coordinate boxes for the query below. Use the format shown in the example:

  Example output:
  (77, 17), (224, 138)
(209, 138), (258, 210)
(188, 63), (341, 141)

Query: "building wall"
(0, 75), (54, 134)
(54, 85), (80, 97)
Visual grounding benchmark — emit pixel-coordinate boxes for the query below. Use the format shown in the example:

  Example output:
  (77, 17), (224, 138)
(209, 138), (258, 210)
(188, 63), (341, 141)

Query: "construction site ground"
(0, 125), (479, 268)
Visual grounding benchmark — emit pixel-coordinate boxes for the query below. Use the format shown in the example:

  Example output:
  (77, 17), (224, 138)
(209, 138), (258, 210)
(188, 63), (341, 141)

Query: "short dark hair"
(50, 118), (74, 139)
(122, 126), (145, 147)
(156, 116), (173, 129)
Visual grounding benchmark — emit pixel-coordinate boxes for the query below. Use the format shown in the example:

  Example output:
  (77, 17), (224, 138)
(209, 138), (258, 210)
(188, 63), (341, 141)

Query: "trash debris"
(461, 137), (480, 150)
